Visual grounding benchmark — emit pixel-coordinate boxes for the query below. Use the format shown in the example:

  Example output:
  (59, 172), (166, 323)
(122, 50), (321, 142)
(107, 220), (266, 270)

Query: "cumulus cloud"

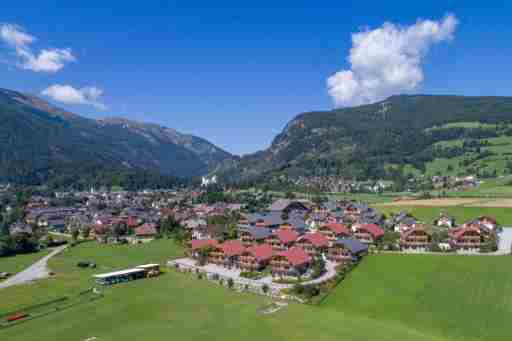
(0, 23), (75, 73)
(327, 14), (458, 107)
(41, 84), (107, 110)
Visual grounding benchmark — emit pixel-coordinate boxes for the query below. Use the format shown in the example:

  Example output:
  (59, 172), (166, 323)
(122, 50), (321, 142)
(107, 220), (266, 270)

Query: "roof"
(190, 239), (218, 251)
(246, 243), (273, 262)
(301, 233), (329, 248)
(220, 240), (246, 257)
(401, 226), (429, 238)
(239, 226), (272, 239)
(335, 238), (368, 254)
(93, 268), (145, 279)
(274, 228), (300, 244)
(276, 247), (310, 266)
(134, 223), (157, 236)
(269, 199), (308, 212)
(356, 223), (384, 238)
(449, 226), (481, 239)
(322, 223), (350, 235)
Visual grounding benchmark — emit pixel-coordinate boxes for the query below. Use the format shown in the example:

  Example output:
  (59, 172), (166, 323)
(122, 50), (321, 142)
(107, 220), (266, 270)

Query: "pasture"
(0, 241), (451, 341)
(0, 250), (50, 282)
(322, 254), (512, 341)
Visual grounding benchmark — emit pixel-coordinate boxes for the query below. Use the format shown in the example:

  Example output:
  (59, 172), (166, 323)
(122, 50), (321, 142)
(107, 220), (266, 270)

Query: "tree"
(82, 226), (91, 239)
(285, 191), (296, 199)
(71, 228), (80, 243)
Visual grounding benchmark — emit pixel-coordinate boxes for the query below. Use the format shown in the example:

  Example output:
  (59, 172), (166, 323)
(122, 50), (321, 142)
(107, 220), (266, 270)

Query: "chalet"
(271, 246), (311, 277)
(188, 239), (219, 257)
(317, 223), (351, 246)
(296, 233), (329, 257)
(265, 228), (300, 251)
(400, 226), (431, 250)
(352, 223), (384, 244)
(239, 243), (274, 271)
(238, 226), (272, 247)
(134, 223), (158, 243)
(449, 226), (482, 251)
(327, 238), (368, 263)
(208, 240), (246, 268)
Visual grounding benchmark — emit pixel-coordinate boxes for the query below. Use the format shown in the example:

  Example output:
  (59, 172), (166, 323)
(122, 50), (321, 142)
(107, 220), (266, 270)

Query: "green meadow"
(322, 254), (512, 341)
(0, 250), (50, 281)
(2, 240), (512, 341)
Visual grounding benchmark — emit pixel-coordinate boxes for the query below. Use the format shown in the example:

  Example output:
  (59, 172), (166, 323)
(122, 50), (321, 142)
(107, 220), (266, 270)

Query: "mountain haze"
(0, 88), (232, 184)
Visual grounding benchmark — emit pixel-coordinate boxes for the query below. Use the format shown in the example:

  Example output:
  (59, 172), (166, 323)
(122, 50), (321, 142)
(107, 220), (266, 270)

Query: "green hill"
(218, 95), (512, 183)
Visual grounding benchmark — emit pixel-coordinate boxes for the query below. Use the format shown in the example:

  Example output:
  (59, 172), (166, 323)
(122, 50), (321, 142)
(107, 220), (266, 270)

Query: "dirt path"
(0, 245), (67, 290)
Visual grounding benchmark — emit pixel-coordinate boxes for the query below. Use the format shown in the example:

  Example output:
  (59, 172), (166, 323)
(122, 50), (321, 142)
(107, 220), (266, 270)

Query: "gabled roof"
(190, 239), (218, 251)
(355, 223), (384, 238)
(220, 240), (246, 257)
(135, 223), (157, 236)
(449, 226), (481, 239)
(274, 229), (300, 244)
(276, 246), (310, 266)
(246, 243), (273, 262)
(239, 226), (272, 239)
(334, 238), (368, 254)
(300, 233), (329, 248)
(401, 226), (429, 238)
(322, 223), (350, 235)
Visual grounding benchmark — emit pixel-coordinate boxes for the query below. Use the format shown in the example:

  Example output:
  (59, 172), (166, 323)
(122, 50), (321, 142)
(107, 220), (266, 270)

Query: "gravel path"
(0, 245), (67, 290)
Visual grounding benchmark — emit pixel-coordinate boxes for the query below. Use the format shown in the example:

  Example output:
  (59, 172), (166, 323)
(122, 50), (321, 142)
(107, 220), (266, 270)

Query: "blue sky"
(1, 1), (512, 155)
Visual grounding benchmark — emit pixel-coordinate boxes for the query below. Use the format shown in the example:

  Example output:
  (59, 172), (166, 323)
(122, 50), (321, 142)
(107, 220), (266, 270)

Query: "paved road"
(169, 258), (338, 290)
(0, 245), (67, 290)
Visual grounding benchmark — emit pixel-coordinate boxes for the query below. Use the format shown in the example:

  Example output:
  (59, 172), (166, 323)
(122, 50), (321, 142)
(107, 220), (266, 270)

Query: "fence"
(0, 288), (103, 330)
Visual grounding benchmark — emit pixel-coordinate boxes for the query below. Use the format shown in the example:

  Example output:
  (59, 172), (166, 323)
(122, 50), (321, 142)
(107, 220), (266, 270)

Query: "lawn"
(322, 254), (512, 341)
(375, 205), (512, 225)
(0, 241), (452, 341)
(0, 250), (50, 281)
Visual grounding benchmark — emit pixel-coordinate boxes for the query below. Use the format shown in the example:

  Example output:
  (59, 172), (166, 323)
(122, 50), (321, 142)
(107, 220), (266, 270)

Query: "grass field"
(0, 240), (456, 341)
(322, 254), (512, 341)
(0, 250), (50, 281)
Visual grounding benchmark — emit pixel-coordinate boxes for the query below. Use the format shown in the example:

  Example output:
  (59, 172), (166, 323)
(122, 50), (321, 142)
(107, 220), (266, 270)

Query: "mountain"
(217, 95), (512, 183)
(0, 88), (232, 184)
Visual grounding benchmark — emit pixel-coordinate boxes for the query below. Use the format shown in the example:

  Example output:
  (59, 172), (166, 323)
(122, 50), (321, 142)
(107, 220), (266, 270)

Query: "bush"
(227, 278), (234, 289)
(262, 284), (269, 294)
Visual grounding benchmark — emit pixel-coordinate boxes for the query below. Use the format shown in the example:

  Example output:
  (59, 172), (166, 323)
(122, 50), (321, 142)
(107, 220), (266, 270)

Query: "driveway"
(0, 245), (67, 290)
(169, 258), (338, 290)
(496, 227), (512, 255)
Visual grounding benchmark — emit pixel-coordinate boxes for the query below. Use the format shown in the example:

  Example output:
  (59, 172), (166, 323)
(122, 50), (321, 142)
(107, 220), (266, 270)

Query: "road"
(0, 245), (67, 290)
(496, 227), (512, 255)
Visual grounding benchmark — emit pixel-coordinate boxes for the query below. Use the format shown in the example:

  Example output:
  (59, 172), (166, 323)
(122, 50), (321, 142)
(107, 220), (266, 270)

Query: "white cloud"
(327, 14), (458, 107)
(41, 84), (107, 110)
(0, 23), (75, 73)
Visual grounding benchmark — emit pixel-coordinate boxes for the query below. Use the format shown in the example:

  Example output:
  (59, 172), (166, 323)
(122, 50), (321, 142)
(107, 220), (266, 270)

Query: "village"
(1, 186), (503, 291)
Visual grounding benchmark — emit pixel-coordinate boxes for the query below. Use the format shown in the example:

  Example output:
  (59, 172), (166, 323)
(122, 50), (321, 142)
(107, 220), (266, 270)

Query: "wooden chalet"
(449, 226), (483, 250)
(327, 238), (368, 263)
(317, 223), (351, 245)
(270, 246), (310, 277)
(265, 228), (300, 252)
(352, 223), (384, 244)
(296, 233), (329, 257)
(239, 244), (274, 271)
(400, 226), (430, 250)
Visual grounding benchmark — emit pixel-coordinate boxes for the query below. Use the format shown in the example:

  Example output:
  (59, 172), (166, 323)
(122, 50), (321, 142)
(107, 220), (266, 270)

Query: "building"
(134, 223), (158, 242)
(238, 226), (272, 247)
(400, 226), (431, 250)
(188, 239), (219, 257)
(271, 246), (311, 277)
(239, 243), (274, 271)
(317, 223), (350, 246)
(208, 240), (246, 268)
(352, 223), (384, 244)
(296, 233), (329, 257)
(449, 226), (483, 251)
(265, 228), (300, 251)
(327, 238), (368, 263)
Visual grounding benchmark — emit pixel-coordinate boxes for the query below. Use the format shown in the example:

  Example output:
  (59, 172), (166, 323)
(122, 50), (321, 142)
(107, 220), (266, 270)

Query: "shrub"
(227, 278), (234, 289)
(262, 284), (269, 294)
